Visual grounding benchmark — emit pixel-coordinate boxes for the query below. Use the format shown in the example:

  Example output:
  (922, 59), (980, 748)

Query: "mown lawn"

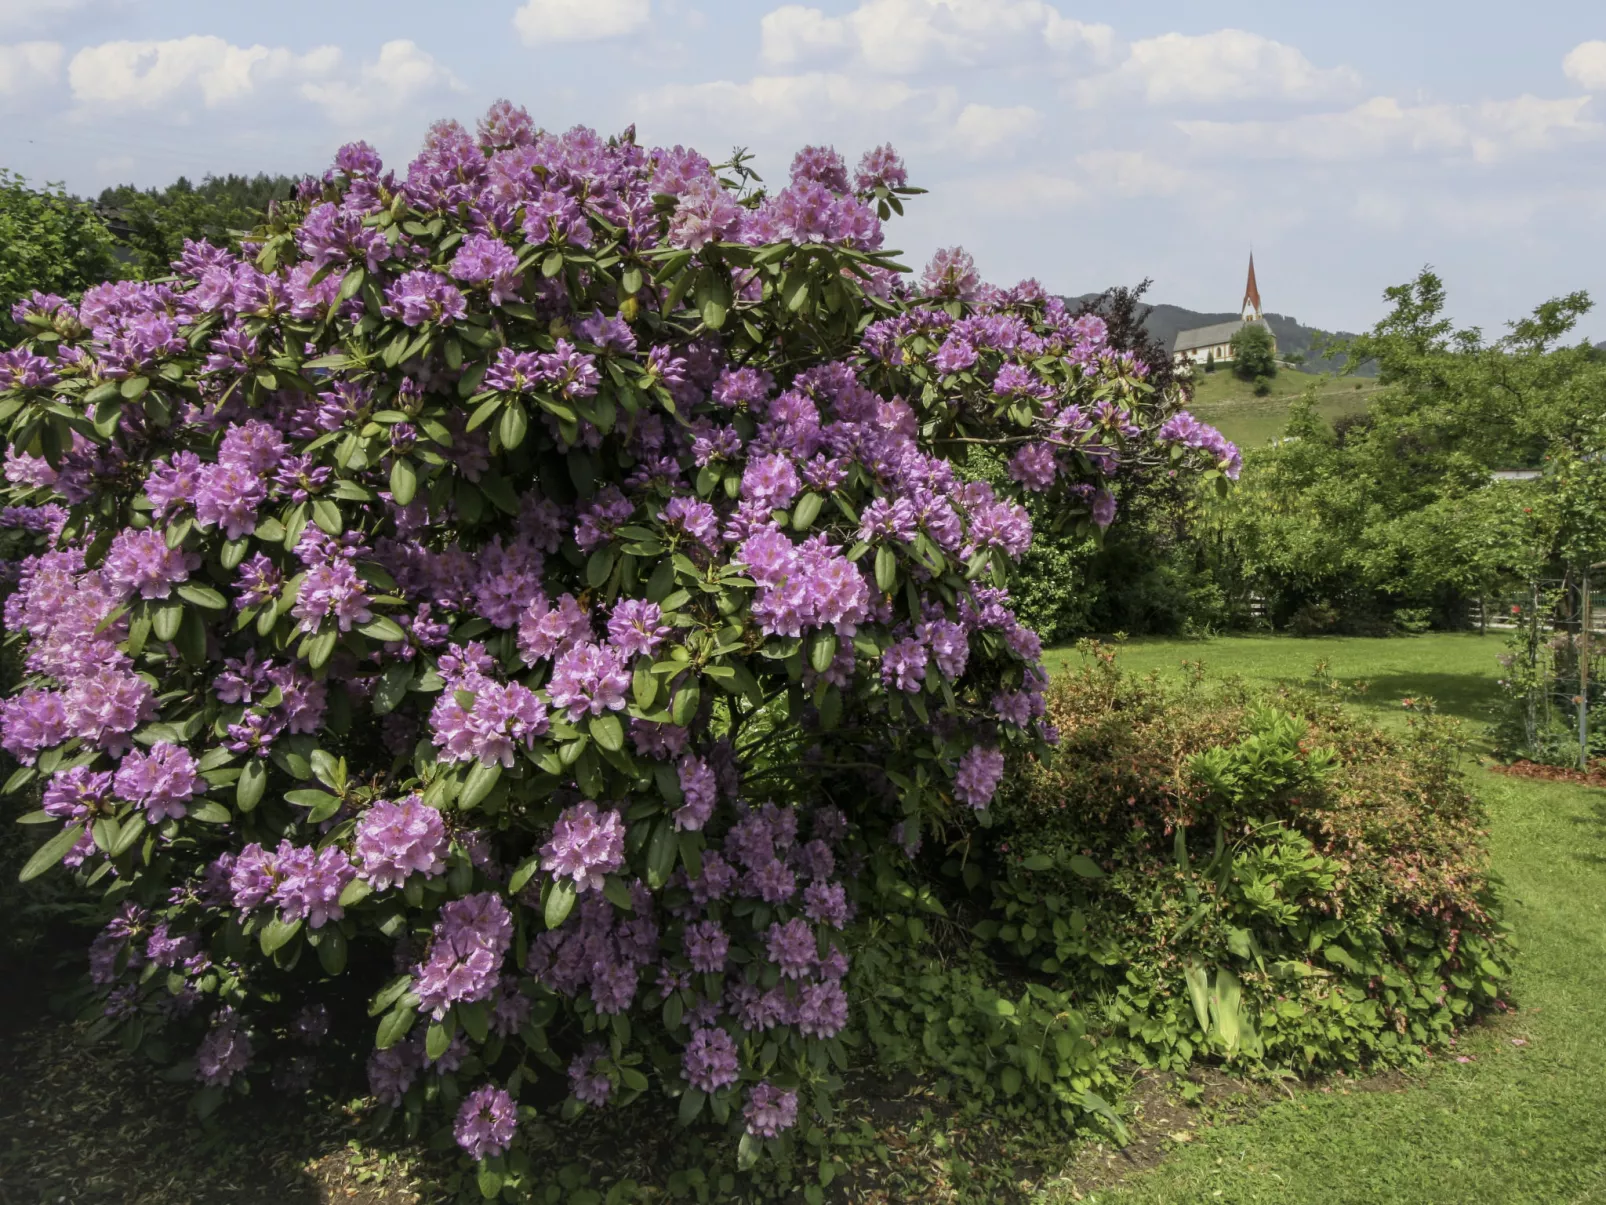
(1042, 634), (1606, 1205)
(1044, 632), (1506, 747)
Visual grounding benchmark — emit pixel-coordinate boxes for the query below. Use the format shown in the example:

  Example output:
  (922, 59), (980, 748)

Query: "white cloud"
(1078, 29), (1362, 106)
(1074, 149), (1188, 198)
(67, 36), (335, 108)
(1564, 41), (1606, 92)
(513, 0), (650, 46)
(952, 103), (1041, 155)
(759, 0), (1114, 74)
(61, 35), (459, 131)
(1178, 94), (1601, 164)
(0, 40), (62, 96)
(639, 70), (935, 140)
(300, 40), (462, 126)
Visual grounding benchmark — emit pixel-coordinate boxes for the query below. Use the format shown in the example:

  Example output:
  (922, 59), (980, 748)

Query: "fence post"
(1582, 566), (1592, 770)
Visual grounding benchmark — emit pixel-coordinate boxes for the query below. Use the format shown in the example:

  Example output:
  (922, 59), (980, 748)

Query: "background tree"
(1214, 268), (1606, 631)
(96, 173), (301, 276)
(1230, 322), (1277, 382)
(1073, 278), (1182, 393)
(0, 170), (120, 337)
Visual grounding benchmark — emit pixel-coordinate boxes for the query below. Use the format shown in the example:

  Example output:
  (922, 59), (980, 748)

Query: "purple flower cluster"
(540, 801), (625, 892)
(954, 745), (1006, 810)
(355, 796), (449, 889)
(102, 528), (198, 599)
(682, 1025), (740, 1092)
(744, 1081), (799, 1137)
(413, 893), (514, 1019)
(454, 1083), (517, 1160)
(229, 840), (355, 928)
(114, 742), (202, 822)
(430, 673), (549, 767)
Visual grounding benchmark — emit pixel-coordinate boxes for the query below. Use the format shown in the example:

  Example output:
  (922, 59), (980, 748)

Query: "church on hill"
(1172, 256), (1276, 367)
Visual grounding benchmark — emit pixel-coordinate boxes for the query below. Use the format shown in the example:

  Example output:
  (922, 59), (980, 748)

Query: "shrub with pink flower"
(0, 99), (1225, 1183)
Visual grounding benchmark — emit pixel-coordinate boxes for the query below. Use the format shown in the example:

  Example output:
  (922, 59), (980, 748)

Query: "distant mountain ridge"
(1072, 294), (1377, 376)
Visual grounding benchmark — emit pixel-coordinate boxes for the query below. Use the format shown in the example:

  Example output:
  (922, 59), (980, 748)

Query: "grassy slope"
(1185, 369), (1381, 448)
(1041, 635), (1606, 1205)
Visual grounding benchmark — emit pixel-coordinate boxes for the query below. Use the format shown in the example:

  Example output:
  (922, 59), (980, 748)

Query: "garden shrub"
(981, 645), (1512, 1074)
(0, 103), (1239, 1192)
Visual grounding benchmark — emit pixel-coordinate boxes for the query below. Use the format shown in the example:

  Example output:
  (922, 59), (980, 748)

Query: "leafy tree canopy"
(1218, 268), (1606, 618)
(0, 170), (121, 337)
(1229, 322), (1277, 382)
(97, 173), (302, 277)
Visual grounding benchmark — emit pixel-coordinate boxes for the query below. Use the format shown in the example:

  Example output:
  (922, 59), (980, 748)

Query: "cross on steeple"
(1241, 253), (1263, 321)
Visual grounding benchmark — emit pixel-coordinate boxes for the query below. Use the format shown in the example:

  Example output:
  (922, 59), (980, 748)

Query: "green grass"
(1045, 632), (1506, 743)
(1040, 634), (1606, 1205)
(1186, 369), (1380, 448)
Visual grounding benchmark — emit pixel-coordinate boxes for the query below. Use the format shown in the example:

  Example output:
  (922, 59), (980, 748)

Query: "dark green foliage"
(96, 173), (301, 276)
(1215, 270), (1606, 633)
(1072, 280), (1182, 395)
(981, 647), (1512, 1075)
(995, 475), (1238, 643)
(1229, 323), (1276, 382)
(0, 171), (121, 336)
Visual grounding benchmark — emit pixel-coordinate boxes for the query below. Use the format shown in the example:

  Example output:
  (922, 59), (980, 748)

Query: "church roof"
(1243, 254), (1262, 315)
(1174, 319), (1248, 352)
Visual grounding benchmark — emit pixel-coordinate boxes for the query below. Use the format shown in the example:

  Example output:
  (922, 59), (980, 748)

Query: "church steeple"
(1241, 253), (1263, 321)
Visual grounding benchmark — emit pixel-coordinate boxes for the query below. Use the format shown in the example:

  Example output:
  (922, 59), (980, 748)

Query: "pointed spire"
(1242, 253), (1262, 321)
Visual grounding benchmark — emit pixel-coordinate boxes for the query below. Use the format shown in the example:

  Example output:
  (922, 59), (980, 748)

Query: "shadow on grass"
(0, 945), (435, 1205)
(1335, 673), (1501, 725)
(1576, 796), (1606, 868)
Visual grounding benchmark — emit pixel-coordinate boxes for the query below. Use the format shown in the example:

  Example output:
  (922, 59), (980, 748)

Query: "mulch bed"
(1486, 760), (1606, 788)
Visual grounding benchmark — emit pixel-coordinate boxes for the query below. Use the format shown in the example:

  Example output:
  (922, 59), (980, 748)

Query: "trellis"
(1500, 565), (1606, 768)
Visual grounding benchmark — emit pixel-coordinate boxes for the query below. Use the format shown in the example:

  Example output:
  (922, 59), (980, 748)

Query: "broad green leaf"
(316, 927), (347, 975)
(671, 682), (699, 726)
(176, 583), (226, 610)
(259, 915), (302, 956)
(545, 879), (577, 930)
(586, 547), (615, 589)
(1183, 961), (1211, 1032)
(19, 822), (84, 882)
(357, 615), (406, 642)
(459, 761), (501, 810)
(389, 456), (417, 506)
(152, 600), (183, 642)
(509, 854), (541, 896)
(792, 492), (823, 531)
(373, 659), (413, 715)
(590, 713), (624, 752)
(1067, 855), (1105, 880)
(678, 1088), (706, 1126)
(646, 819), (677, 889)
(426, 1021), (451, 1060)
(498, 400), (528, 449)
(874, 545), (897, 592)
(376, 1002), (416, 1049)
(311, 499), (343, 535)
(602, 875), (634, 912)
(236, 759), (267, 812)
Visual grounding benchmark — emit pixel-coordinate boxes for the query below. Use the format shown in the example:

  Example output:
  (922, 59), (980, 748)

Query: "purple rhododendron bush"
(0, 101), (1237, 1191)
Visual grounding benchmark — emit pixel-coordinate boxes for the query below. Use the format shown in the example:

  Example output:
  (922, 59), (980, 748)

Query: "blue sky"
(2, 0), (1603, 340)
